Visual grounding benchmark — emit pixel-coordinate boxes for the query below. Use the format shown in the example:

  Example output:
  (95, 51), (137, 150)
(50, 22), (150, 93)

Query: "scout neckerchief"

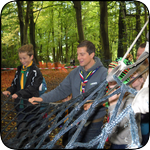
(20, 61), (33, 108)
(75, 66), (100, 126)
(79, 66), (100, 94)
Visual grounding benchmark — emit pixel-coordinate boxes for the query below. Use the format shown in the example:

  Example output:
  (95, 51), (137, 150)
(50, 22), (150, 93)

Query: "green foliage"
(2, 51), (20, 68)
(1, 1), (149, 68)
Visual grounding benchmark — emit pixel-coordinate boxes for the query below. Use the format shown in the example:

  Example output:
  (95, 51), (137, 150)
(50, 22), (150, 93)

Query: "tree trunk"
(71, 42), (74, 59)
(65, 27), (69, 63)
(73, 1), (84, 43)
(38, 29), (43, 61)
(51, 6), (56, 63)
(46, 30), (51, 66)
(58, 4), (63, 62)
(29, 1), (38, 64)
(24, 1), (31, 44)
(16, 1), (24, 46)
(17, 1), (31, 46)
(58, 40), (62, 62)
(118, 1), (127, 57)
(135, 1), (141, 49)
(99, 1), (110, 66)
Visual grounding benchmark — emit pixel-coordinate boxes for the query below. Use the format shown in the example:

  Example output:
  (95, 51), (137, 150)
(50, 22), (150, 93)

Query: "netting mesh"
(1, 80), (104, 149)
(1, 75), (141, 149)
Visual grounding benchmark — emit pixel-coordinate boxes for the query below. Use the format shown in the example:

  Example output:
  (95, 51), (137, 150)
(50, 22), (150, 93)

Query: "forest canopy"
(1, 1), (149, 68)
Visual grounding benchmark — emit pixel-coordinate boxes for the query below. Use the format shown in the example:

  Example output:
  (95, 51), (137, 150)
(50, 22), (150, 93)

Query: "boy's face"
(136, 47), (145, 60)
(19, 52), (33, 67)
(131, 73), (143, 91)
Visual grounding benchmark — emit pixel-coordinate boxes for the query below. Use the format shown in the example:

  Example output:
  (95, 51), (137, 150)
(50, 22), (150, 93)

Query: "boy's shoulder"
(16, 64), (22, 71)
(31, 63), (43, 76)
(30, 62), (40, 70)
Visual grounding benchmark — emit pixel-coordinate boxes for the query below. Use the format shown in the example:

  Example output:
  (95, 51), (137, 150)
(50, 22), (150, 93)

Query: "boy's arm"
(6, 70), (19, 95)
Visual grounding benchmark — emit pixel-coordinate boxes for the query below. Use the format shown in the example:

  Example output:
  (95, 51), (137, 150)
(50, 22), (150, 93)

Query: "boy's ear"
(31, 54), (34, 60)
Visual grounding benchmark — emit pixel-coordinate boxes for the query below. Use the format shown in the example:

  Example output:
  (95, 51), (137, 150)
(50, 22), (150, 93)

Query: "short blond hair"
(18, 44), (34, 56)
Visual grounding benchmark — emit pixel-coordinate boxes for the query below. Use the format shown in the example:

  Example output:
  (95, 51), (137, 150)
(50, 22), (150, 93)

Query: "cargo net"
(1, 75), (141, 149)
